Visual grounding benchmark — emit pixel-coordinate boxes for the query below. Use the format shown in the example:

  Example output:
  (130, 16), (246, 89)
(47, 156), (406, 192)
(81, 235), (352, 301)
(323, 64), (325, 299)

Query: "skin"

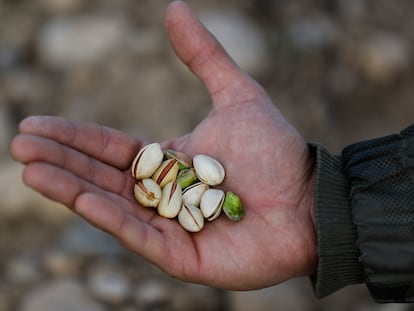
(10, 1), (318, 290)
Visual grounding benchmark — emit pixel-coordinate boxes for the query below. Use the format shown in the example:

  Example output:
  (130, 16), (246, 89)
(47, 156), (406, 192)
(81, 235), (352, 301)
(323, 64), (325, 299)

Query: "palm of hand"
(164, 91), (316, 289)
(10, 1), (317, 290)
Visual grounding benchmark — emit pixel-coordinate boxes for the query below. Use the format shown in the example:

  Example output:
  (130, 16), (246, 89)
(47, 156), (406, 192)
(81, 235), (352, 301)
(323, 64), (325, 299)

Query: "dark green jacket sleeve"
(311, 124), (414, 302)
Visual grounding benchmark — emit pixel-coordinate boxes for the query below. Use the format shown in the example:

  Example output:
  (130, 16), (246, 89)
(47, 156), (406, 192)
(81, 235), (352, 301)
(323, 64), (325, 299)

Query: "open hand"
(10, 1), (317, 290)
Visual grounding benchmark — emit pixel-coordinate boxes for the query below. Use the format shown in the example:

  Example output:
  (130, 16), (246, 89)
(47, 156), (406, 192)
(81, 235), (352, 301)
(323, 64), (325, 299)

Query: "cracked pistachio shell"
(164, 149), (192, 170)
(178, 204), (204, 232)
(182, 182), (209, 206)
(152, 159), (179, 188)
(223, 192), (244, 221)
(200, 189), (224, 221)
(176, 168), (198, 189)
(193, 154), (225, 186)
(131, 143), (164, 180)
(158, 182), (182, 218)
(134, 179), (162, 208)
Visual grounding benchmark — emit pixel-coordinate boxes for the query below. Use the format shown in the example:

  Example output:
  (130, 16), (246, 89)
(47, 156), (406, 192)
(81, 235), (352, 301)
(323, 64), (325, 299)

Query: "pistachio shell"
(176, 168), (198, 189)
(200, 189), (224, 221)
(178, 204), (204, 232)
(133, 179), (162, 208)
(152, 159), (179, 188)
(193, 154), (225, 186)
(158, 182), (182, 218)
(182, 182), (209, 206)
(164, 149), (192, 170)
(131, 143), (164, 180)
(222, 192), (244, 221)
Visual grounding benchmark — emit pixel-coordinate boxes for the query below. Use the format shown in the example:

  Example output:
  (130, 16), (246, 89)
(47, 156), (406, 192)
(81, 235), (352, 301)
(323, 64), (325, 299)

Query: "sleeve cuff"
(309, 143), (364, 298)
(342, 124), (414, 303)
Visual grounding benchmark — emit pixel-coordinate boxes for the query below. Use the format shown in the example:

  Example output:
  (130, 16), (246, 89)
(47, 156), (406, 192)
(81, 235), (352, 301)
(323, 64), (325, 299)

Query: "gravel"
(2, 0), (414, 310)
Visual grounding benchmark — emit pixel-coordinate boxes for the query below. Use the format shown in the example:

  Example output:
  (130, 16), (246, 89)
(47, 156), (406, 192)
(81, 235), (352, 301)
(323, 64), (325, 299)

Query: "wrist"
(302, 145), (319, 275)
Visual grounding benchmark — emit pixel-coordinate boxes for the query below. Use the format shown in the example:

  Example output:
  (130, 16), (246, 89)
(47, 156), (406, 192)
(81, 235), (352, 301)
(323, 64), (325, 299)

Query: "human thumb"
(164, 1), (265, 109)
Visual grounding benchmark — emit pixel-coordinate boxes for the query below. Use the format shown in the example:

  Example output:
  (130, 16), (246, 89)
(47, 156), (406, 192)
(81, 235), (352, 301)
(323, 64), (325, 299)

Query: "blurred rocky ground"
(1, 0), (414, 310)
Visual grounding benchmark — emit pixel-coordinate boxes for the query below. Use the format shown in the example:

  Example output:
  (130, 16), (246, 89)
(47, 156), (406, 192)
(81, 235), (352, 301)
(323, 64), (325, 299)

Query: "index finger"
(18, 115), (143, 170)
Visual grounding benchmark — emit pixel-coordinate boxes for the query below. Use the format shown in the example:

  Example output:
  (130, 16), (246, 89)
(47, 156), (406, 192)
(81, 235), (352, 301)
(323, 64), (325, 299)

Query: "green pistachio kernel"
(222, 191), (244, 221)
(177, 168), (198, 189)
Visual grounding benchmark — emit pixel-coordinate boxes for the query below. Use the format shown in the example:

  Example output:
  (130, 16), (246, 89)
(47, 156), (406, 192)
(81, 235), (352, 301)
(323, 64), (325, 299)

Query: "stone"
(337, 0), (367, 20)
(355, 32), (411, 83)
(0, 11), (37, 57)
(286, 14), (339, 52)
(43, 249), (83, 277)
(315, 284), (386, 311)
(125, 29), (164, 56)
(0, 160), (73, 223)
(56, 218), (126, 257)
(134, 277), (222, 311)
(0, 290), (10, 311)
(118, 308), (143, 311)
(39, 0), (86, 14)
(5, 255), (42, 285)
(0, 42), (19, 69)
(171, 282), (222, 311)
(20, 279), (105, 311)
(326, 65), (358, 96)
(37, 15), (127, 69)
(87, 267), (131, 304)
(134, 278), (173, 309)
(228, 278), (312, 311)
(0, 105), (13, 156)
(199, 8), (269, 75)
(1, 69), (55, 115)
(378, 304), (411, 311)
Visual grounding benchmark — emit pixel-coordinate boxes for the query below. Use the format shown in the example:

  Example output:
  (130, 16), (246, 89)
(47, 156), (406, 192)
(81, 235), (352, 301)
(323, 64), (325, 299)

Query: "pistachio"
(200, 189), (224, 221)
(193, 154), (225, 186)
(134, 179), (162, 208)
(158, 182), (182, 218)
(176, 168), (198, 189)
(131, 143), (164, 180)
(130, 146), (243, 230)
(164, 149), (192, 170)
(182, 182), (209, 206)
(152, 159), (179, 188)
(222, 192), (244, 221)
(178, 204), (204, 232)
